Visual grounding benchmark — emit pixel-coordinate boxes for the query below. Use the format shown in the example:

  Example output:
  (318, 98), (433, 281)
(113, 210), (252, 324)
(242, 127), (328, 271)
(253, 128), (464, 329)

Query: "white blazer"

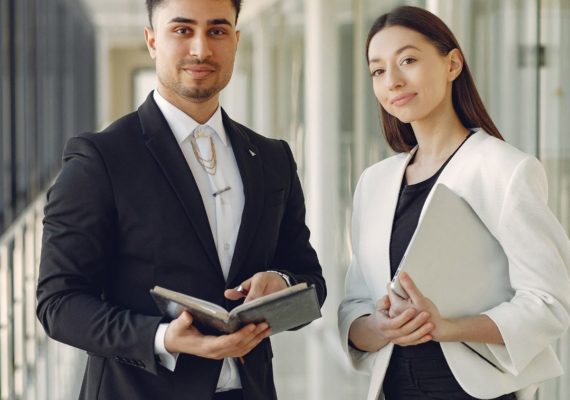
(338, 131), (570, 400)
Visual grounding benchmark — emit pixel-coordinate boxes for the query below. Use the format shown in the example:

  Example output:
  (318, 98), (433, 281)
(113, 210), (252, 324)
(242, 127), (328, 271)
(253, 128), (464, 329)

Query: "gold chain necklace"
(190, 135), (217, 175)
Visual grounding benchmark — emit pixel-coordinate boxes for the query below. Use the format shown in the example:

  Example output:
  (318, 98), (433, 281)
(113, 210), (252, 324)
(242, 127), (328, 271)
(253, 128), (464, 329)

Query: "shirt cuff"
(154, 323), (179, 371)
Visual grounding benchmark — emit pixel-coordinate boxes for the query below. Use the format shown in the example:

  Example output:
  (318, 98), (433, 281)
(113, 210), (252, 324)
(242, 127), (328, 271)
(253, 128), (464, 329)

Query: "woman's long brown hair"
(367, 6), (503, 153)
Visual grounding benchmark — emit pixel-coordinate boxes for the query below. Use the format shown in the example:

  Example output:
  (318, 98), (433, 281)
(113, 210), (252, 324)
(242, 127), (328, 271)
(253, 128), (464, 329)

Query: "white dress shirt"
(152, 90), (244, 392)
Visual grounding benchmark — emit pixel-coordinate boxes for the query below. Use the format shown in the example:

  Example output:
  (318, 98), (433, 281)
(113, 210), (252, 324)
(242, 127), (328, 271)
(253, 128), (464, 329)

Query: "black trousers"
(384, 351), (517, 400)
(213, 390), (243, 400)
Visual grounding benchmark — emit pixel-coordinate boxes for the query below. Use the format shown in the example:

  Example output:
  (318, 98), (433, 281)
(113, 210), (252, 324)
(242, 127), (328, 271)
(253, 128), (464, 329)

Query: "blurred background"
(0, 0), (569, 399)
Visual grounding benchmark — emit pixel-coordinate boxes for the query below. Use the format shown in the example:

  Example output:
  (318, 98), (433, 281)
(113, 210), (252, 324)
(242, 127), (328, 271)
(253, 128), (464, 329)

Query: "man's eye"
(209, 28), (226, 36)
(175, 27), (190, 35)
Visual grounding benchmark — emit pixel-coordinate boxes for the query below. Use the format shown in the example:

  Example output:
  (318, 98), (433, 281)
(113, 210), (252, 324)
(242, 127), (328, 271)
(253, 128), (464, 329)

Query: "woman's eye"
(371, 69), (385, 77)
(401, 57), (416, 65)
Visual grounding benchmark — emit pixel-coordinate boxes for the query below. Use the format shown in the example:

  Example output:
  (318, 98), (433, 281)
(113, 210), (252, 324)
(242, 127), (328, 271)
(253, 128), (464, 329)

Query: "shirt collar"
(152, 90), (228, 147)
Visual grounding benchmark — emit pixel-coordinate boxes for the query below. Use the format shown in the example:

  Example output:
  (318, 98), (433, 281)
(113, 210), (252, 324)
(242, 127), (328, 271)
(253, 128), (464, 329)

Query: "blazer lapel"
(222, 111), (264, 285)
(363, 151), (415, 297)
(137, 95), (223, 277)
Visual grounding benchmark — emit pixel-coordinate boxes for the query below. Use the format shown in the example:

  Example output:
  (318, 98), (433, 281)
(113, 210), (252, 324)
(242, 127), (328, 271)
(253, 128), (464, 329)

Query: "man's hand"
(164, 311), (271, 359)
(224, 271), (288, 303)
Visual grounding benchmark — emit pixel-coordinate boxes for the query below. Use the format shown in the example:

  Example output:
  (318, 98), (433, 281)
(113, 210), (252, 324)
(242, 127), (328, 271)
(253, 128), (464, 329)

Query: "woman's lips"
(391, 93), (417, 106)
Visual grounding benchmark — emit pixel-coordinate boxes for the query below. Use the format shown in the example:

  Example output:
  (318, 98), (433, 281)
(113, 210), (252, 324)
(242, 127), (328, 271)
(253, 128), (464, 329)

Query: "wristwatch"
(267, 270), (292, 287)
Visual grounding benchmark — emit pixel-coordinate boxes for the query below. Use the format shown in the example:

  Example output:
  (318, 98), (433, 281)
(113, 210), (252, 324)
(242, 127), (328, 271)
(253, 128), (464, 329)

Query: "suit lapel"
(222, 111), (264, 285)
(137, 95), (223, 278)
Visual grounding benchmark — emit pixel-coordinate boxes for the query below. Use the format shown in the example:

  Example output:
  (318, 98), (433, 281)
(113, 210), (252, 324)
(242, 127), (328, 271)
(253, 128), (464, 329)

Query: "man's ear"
(144, 26), (157, 59)
(447, 48), (463, 82)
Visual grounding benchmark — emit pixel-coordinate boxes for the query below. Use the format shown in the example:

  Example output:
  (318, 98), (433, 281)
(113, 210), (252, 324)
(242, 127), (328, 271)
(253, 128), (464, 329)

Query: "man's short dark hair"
(146, 0), (243, 27)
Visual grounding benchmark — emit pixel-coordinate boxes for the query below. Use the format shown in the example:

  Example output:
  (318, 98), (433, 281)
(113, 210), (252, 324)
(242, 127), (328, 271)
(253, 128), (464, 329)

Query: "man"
(36, 0), (326, 399)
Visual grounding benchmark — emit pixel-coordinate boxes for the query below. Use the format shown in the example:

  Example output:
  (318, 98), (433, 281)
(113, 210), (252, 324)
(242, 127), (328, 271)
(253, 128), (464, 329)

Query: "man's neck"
(156, 88), (220, 124)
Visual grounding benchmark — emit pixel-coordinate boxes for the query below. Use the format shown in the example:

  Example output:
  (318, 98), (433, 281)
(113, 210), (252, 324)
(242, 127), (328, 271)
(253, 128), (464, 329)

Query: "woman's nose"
(385, 68), (404, 90)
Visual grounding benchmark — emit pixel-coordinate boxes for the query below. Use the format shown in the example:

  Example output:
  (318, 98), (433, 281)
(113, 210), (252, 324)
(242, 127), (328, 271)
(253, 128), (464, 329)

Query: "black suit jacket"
(36, 94), (326, 400)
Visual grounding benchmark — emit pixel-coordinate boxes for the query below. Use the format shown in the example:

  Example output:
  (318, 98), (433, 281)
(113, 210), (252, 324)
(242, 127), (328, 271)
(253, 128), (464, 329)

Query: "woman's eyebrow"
(369, 44), (421, 64)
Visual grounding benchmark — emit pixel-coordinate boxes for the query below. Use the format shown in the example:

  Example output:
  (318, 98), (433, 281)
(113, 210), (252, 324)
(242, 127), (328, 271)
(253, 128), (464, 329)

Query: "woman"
(338, 6), (570, 400)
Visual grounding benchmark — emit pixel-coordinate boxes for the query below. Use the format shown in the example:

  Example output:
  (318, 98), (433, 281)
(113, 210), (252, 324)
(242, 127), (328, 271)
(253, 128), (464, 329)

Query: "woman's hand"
(388, 272), (505, 344)
(388, 272), (453, 342)
(348, 293), (433, 352)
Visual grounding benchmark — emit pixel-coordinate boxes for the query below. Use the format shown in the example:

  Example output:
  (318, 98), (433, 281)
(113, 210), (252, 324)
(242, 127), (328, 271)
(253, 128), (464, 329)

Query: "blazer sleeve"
(36, 136), (163, 375)
(338, 169), (377, 372)
(270, 140), (326, 306)
(482, 156), (570, 375)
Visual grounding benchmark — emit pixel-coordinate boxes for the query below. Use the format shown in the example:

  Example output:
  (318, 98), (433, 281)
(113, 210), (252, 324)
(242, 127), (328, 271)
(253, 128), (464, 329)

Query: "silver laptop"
(390, 183), (513, 371)
(391, 183), (513, 316)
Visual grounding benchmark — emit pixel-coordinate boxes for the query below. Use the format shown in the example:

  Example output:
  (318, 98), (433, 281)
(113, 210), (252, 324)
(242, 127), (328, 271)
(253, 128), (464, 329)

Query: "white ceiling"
(80, 0), (148, 43)
(78, 0), (285, 36)
(78, 0), (288, 46)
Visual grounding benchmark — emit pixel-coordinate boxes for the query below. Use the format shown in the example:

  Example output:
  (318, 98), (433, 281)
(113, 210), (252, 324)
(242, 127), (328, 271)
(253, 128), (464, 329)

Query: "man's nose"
(190, 34), (213, 61)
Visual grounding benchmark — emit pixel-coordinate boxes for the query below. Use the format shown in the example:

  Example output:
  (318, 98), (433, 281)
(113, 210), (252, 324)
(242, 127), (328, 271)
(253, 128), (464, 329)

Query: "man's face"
(145, 0), (239, 106)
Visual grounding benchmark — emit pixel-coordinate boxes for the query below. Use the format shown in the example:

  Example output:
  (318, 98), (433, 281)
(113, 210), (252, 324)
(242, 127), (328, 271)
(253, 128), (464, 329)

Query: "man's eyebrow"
(168, 17), (234, 27)
(369, 44), (421, 64)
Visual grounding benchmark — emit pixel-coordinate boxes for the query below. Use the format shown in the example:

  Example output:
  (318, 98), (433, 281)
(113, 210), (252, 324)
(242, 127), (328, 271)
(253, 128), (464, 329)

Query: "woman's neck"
(411, 112), (468, 165)
(404, 111), (469, 185)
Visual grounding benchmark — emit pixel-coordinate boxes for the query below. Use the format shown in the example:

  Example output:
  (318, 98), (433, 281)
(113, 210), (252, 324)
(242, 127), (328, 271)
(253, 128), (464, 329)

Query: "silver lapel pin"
(249, 149), (256, 157)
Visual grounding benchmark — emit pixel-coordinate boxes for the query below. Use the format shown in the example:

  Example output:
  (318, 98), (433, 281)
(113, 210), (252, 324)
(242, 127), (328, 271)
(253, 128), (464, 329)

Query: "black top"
(389, 132), (473, 357)
(389, 170), (442, 279)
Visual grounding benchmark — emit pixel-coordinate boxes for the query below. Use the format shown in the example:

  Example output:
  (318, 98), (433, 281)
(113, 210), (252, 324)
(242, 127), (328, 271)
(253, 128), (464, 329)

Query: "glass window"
(457, 0), (539, 154)
(0, 0), (6, 231)
(538, 3), (570, 397)
(540, 0), (570, 229)
(0, 0), (15, 232)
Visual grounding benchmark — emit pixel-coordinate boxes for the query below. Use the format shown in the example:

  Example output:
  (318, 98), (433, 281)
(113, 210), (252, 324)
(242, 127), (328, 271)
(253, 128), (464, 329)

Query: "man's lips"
(182, 65), (216, 79)
(390, 93), (417, 106)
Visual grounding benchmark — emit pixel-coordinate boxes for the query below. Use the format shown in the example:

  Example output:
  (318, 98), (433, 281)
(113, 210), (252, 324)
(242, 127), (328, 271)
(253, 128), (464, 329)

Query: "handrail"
(0, 192), (85, 400)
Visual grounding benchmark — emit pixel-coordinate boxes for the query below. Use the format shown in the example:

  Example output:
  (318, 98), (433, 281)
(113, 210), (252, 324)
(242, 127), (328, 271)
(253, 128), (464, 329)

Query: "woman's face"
(368, 25), (458, 125)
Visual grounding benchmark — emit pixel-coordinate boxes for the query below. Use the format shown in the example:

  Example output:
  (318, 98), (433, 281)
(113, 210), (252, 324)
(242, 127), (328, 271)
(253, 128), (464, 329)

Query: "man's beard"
(172, 60), (227, 102)
(177, 84), (218, 102)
